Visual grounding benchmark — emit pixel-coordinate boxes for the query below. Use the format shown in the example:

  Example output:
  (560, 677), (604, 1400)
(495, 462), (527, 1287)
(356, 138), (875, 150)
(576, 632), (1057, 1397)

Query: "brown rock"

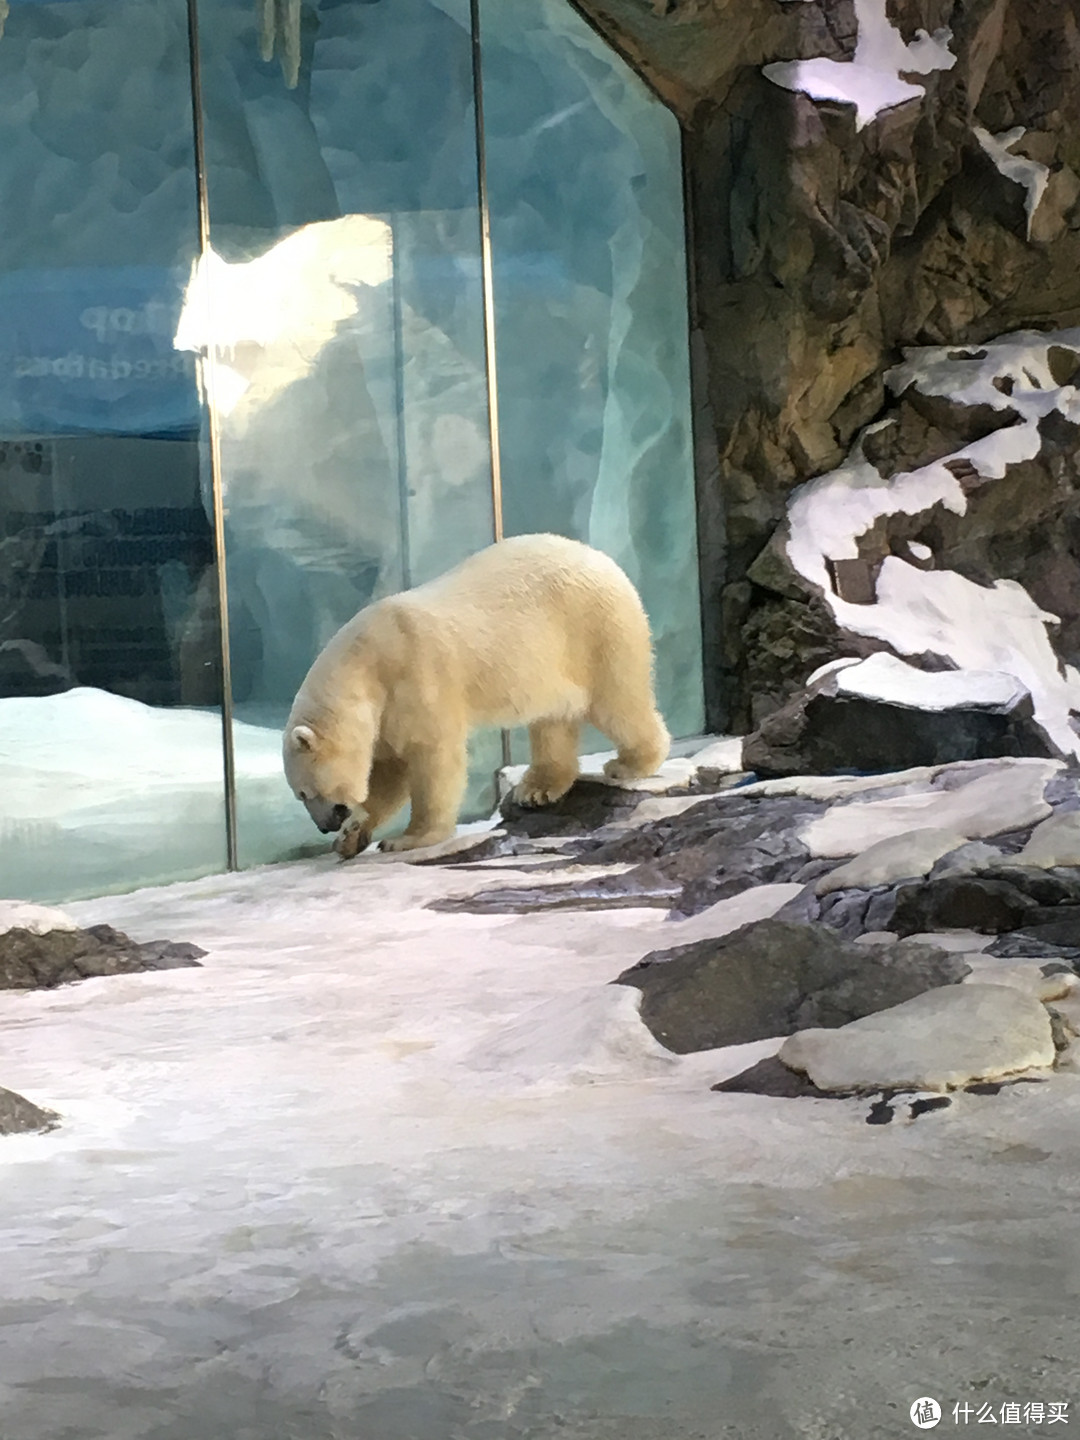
(0, 925), (205, 991)
(0, 1086), (59, 1135)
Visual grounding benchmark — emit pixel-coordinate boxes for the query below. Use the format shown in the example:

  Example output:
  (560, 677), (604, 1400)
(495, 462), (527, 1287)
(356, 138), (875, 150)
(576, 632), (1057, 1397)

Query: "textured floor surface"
(1, 843), (1078, 1439)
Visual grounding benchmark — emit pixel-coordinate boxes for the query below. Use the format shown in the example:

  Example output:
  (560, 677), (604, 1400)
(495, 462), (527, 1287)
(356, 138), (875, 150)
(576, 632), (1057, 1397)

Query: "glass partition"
(186, 0), (499, 866)
(0, 0), (226, 902)
(0, 0), (704, 903)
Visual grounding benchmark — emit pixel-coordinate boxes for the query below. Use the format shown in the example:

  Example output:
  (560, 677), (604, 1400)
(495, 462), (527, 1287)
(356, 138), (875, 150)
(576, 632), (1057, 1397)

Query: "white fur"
(283, 534), (670, 853)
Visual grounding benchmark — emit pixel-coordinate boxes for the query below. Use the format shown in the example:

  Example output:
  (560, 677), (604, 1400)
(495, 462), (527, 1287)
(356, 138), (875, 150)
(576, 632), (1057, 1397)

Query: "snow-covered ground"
(3, 848), (1080, 1438)
(0, 688), (309, 904)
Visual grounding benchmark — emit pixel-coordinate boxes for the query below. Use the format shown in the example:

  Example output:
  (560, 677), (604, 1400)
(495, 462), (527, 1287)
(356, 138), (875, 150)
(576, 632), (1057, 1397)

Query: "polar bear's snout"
(305, 798), (351, 834)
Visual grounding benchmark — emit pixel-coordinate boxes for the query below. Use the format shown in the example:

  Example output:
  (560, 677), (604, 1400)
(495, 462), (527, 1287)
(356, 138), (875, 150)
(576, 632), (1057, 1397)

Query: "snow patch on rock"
(834, 654), (1029, 712)
(1010, 810), (1080, 869)
(0, 902), (78, 937)
(764, 0), (954, 131)
(785, 328), (1080, 759)
(973, 127), (1050, 238)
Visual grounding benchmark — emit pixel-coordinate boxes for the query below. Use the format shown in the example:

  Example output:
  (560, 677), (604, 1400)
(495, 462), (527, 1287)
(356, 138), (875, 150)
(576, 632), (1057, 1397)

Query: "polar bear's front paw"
(514, 769), (577, 808)
(334, 820), (372, 860)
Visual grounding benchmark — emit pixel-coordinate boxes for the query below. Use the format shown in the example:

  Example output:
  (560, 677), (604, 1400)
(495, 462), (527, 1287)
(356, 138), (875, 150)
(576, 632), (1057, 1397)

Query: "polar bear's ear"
(288, 724), (317, 753)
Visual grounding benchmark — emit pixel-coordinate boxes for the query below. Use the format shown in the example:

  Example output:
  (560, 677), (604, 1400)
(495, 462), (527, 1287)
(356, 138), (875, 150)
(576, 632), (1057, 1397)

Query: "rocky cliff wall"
(573, 0), (1080, 735)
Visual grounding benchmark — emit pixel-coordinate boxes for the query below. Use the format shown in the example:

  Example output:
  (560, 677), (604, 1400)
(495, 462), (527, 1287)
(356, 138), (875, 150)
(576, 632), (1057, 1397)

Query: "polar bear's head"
(283, 720), (370, 834)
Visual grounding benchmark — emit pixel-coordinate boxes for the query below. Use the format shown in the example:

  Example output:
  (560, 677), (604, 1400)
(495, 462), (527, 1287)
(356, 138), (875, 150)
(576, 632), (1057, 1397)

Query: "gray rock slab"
(802, 760), (1060, 858)
(889, 875), (1042, 936)
(742, 658), (1053, 779)
(428, 865), (682, 915)
(401, 831), (517, 865)
(816, 827), (969, 896)
(999, 909), (1080, 951)
(986, 932), (1080, 962)
(497, 757), (699, 808)
(778, 984), (1056, 1092)
(1013, 811), (1080, 867)
(498, 778), (650, 838)
(889, 867), (1080, 937)
(436, 792), (825, 918)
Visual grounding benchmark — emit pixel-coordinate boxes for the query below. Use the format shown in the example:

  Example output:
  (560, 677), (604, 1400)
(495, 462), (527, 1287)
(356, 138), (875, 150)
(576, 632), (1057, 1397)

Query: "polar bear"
(282, 533), (670, 855)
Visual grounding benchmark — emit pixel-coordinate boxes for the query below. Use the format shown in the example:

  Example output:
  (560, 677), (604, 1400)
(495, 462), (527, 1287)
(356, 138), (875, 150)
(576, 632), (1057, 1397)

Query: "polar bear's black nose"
(317, 804), (350, 834)
(306, 799), (351, 833)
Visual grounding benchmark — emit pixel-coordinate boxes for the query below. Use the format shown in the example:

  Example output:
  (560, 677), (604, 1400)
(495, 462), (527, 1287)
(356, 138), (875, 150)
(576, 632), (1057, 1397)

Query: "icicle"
(255, 0), (301, 89)
(256, 0), (276, 63)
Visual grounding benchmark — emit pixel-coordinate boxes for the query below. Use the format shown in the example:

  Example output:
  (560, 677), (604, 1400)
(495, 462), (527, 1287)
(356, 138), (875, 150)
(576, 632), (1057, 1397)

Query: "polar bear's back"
(413, 531), (639, 629)
(419, 532), (633, 608)
(396, 535), (652, 727)
(298, 534), (658, 734)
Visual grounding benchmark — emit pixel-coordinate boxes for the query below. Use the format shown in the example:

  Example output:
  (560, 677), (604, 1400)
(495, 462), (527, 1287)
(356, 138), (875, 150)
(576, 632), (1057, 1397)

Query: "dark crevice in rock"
(429, 868), (683, 916)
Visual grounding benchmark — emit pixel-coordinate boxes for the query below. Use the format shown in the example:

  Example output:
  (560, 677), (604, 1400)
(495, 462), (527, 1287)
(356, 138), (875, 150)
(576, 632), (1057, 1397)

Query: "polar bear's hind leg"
(589, 627), (669, 784)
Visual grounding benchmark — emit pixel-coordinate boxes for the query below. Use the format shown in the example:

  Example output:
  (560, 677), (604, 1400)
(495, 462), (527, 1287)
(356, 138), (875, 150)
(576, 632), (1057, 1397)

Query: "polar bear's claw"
(334, 821), (372, 860)
(515, 771), (576, 808)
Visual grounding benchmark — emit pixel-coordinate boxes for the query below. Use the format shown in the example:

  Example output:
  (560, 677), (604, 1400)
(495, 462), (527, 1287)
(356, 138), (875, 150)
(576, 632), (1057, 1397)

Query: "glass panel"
(480, 0), (705, 754)
(187, 0), (498, 863)
(0, 0), (226, 903)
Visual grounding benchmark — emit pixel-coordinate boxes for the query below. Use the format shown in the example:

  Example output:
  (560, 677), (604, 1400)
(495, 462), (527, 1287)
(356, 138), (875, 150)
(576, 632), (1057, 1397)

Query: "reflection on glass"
(480, 0), (705, 744)
(192, 0), (498, 865)
(0, 0), (225, 902)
